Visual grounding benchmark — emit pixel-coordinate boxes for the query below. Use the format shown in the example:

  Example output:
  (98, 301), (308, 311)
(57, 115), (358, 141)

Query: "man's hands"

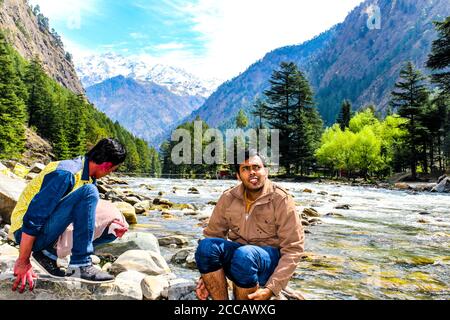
(248, 288), (273, 300)
(12, 258), (38, 293)
(196, 277), (210, 300)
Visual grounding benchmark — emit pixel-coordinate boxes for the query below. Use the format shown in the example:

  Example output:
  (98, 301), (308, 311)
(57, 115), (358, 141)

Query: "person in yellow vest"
(10, 138), (127, 293)
(195, 149), (304, 300)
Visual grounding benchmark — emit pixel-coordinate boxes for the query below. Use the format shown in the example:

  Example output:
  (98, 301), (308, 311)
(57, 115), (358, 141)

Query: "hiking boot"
(31, 251), (66, 278)
(66, 265), (114, 284)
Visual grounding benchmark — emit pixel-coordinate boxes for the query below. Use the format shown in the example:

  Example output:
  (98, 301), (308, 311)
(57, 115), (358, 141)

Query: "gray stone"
(134, 200), (152, 215)
(0, 174), (26, 224)
(171, 248), (195, 264)
(95, 232), (161, 257)
(431, 177), (450, 193)
(188, 187), (200, 194)
(124, 196), (141, 206)
(94, 271), (145, 300)
(110, 250), (171, 276)
(25, 172), (39, 181)
(153, 198), (173, 207)
(158, 235), (189, 247)
(141, 275), (169, 300)
(97, 184), (110, 194)
(166, 278), (197, 300)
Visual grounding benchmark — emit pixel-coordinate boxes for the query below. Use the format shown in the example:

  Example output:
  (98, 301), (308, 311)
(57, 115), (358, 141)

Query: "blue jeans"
(195, 238), (281, 288)
(14, 184), (115, 267)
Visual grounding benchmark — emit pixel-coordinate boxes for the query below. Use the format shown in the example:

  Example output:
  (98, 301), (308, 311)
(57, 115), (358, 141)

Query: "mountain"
(86, 76), (205, 146)
(187, 0), (450, 128)
(0, 0), (84, 94)
(76, 53), (221, 98)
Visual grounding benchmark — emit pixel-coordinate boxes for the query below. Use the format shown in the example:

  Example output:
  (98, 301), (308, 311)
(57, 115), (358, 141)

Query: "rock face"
(0, 174), (26, 224)
(0, 0), (84, 95)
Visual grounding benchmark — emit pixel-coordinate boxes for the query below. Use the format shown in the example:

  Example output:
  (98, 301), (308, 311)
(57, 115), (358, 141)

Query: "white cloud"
(29, 0), (101, 30)
(154, 42), (185, 50)
(176, 0), (364, 80)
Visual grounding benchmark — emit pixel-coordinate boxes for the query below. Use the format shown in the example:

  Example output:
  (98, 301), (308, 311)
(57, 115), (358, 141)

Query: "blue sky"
(30, 0), (364, 80)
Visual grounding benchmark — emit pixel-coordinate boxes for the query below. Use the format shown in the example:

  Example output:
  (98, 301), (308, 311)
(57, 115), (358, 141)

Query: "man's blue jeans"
(14, 184), (115, 267)
(195, 238), (281, 288)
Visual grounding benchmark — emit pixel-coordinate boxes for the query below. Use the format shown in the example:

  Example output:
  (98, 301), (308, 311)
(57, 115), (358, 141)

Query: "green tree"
(390, 62), (430, 179)
(337, 100), (352, 130)
(235, 109), (249, 129)
(0, 32), (27, 159)
(426, 16), (450, 93)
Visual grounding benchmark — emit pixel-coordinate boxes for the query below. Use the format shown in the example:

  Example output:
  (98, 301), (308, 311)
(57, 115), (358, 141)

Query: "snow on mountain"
(74, 53), (221, 98)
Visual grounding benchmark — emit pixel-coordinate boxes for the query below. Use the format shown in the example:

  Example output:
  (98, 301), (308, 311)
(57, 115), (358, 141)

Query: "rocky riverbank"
(0, 162), (306, 300)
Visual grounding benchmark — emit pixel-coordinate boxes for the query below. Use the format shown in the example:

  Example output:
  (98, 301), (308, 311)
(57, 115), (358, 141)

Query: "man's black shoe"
(66, 265), (115, 284)
(31, 251), (66, 278)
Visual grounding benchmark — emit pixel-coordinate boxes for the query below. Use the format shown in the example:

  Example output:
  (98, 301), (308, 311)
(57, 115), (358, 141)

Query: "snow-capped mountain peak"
(75, 53), (221, 97)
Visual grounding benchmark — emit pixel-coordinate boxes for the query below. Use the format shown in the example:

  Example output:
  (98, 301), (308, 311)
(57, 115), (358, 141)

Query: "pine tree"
(0, 31), (26, 159)
(337, 100), (352, 131)
(66, 94), (87, 157)
(426, 16), (450, 93)
(263, 62), (302, 174)
(251, 98), (267, 130)
(390, 62), (430, 179)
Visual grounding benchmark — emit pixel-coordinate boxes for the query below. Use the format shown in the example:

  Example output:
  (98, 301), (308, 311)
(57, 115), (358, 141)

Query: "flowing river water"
(117, 177), (450, 300)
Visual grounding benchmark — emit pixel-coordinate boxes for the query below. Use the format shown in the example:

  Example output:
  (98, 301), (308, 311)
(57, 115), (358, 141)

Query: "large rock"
(165, 278), (197, 300)
(134, 200), (152, 214)
(303, 208), (321, 217)
(114, 202), (137, 225)
(95, 232), (161, 257)
(141, 275), (169, 300)
(110, 250), (171, 276)
(94, 271), (146, 300)
(124, 196), (140, 206)
(431, 177), (450, 193)
(158, 235), (189, 247)
(0, 174), (26, 224)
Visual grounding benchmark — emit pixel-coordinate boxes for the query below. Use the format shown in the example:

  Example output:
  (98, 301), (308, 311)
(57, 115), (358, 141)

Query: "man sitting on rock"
(195, 149), (304, 300)
(9, 138), (128, 293)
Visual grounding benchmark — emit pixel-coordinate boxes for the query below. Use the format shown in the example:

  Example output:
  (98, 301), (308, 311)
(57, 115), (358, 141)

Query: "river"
(115, 177), (450, 300)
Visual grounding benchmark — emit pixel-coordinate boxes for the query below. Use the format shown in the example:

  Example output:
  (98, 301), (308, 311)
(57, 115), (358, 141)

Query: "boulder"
(114, 202), (137, 225)
(165, 278), (197, 300)
(96, 184), (110, 194)
(95, 232), (161, 257)
(124, 196), (141, 206)
(0, 174), (26, 224)
(303, 188), (313, 193)
(158, 235), (189, 247)
(153, 198), (173, 207)
(94, 271), (146, 300)
(431, 177), (450, 193)
(188, 187), (200, 194)
(303, 208), (320, 217)
(134, 200), (152, 215)
(141, 275), (169, 300)
(110, 250), (171, 276)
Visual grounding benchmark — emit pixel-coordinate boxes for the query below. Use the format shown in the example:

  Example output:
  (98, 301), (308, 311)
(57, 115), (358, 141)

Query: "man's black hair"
(86, 138), (127, 166)
(233, 148), (267, 175)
